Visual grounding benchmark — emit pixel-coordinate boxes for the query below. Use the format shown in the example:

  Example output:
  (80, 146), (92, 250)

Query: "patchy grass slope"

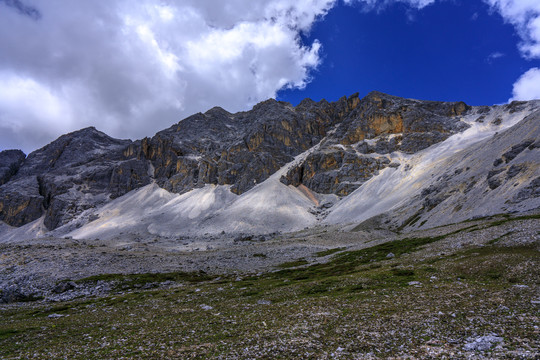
(1, 216), (539, 359)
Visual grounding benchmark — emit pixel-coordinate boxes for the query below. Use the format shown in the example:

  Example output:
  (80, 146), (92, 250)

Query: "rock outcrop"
(366, 106), (540, 231)
(281, 91), (471, 195)
(0, 127), (152, 229)
(0, 91), (480, 230)
(0, 150), (26, 186)
(131, 96), (350, 195)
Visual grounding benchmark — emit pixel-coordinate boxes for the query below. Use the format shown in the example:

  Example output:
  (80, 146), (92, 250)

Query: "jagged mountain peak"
(16, 126), (131, 178)
(1, 92), (539, 236)
(204, 106), (233, 118)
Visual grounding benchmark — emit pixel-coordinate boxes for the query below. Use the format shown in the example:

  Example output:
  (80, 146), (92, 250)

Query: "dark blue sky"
(278, 0), (540, 106)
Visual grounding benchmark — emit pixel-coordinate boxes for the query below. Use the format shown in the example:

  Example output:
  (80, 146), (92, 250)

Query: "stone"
(463, 335), (503, 351)
(514, 177), (540, 201)
(0, 285), (42, 303)
(505, 100), (528, 113)
(487, 168), (506, 190)
(491, 117), (502, 125)
(506, 163), (526, 178)
(0, 177), (44, 227)
(139, 97), (342, 196)
(281, 149), (390, 196)
(48, 313), (65, 319)
(281, 92), (471, 195)
(0, 127), (151, 229)
(501, 139), (534, 163)
(0, 149), (26, 186)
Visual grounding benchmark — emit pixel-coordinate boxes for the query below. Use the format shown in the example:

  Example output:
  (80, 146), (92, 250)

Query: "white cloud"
(343, 0), (435, 11)
(510, 67), (540, 101)
(0, 72), (76, 151)
(1, 0), (539, 154)
(483, 0), (540, 59)
(487, 51), (505, 63)
(482, 1), (540, 103)
(0, 0), (335, 153)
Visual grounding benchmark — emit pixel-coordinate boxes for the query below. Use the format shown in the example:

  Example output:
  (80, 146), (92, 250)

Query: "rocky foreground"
(1, 212), (538, 359)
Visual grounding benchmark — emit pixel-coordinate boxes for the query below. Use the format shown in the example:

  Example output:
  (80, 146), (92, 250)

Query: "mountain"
(0, 92), (539, 241)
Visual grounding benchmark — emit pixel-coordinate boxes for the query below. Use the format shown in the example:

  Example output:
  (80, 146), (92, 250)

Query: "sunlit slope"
(68, 157), (319, 239)
(325, 103), (540, 228)
(58, 102), (540, 238)
(2, 100), (538, 241)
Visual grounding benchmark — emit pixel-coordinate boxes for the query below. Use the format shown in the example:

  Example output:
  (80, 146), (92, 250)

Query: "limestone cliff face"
(131, 96), (350, 195)
(0, 150), (26, 186)
(280, 91), (471, 195)
(0, 128), (152, 229)
(0, 91), (473, 230)
(282, 149), (391, 196)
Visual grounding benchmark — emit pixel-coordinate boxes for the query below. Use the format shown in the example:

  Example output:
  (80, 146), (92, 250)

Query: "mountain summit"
(0, 92), (539, 239)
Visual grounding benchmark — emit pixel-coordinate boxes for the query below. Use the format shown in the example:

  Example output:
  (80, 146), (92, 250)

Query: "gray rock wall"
(0, 91), (476, 230)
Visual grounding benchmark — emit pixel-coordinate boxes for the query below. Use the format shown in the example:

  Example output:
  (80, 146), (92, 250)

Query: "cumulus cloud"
(482, 1), (540, 101)
(1, 0), (539, 153)
(343, 0), (435, 11)
(511, 67), (540, 100)
(0, 0), (335, 153)
(484, 0), (540, 59)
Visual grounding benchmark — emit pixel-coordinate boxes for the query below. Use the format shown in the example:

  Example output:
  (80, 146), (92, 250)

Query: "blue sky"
(1, 0), (539, 153)
(279, 0), (540, 105)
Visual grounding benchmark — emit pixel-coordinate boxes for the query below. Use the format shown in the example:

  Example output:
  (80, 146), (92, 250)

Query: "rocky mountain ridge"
(0, 91), (538, 237)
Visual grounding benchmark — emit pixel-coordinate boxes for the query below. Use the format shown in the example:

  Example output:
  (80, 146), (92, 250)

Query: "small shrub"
(391, 269), (415, 277)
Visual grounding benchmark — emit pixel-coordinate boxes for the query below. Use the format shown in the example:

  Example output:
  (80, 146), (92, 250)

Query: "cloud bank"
(0, 0), (335, 152)
(1, 0), (539, 153)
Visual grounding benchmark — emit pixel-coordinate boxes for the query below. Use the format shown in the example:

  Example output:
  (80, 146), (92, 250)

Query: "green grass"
(271, 235), (447, 282)
(487, 231), (514, 245)
(2, 240), (537, 358)
(0, 328), (22, 340)
(483, 213), (540, 228)
(397, 210), (423, 231)
(69, 270), (215, 291)
(1, 214), (538, 359)
(315, 247), (346, 257)
(277, 259), (309, 268)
